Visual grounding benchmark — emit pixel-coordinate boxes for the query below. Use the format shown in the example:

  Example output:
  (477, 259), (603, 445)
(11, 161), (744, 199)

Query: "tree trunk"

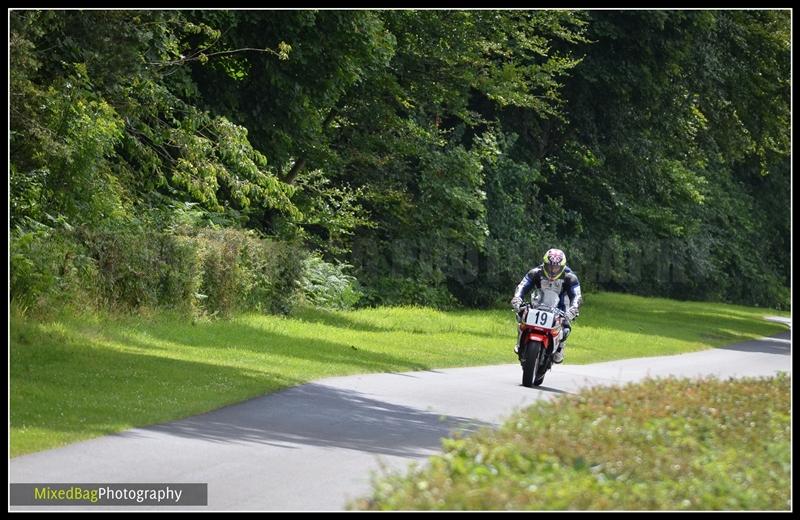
(281, 107), (338, 184)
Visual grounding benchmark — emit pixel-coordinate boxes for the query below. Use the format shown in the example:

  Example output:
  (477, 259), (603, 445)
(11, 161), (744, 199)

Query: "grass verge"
(351, 374), (791, 511)
(10, 291), (789, 456)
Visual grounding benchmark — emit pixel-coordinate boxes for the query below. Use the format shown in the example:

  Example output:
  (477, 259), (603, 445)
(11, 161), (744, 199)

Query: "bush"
(355, 374), (791, 510)
(78, 226), (163, 309)
(158, 234), (203, 312)
(298, 255), (363, 310)
(10, 220), (306, 317)
(10, 220), (101, 314)
(194, 228), (306, 315)
(193, 229), (247, 315)
(360, 276), (459, 310)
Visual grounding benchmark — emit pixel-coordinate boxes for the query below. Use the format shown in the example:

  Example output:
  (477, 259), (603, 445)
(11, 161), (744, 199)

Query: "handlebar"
(515, 303), (566, 316)
(514, 303), (568, 323)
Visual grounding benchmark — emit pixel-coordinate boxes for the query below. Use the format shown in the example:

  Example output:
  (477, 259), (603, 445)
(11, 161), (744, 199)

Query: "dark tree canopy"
(10, 9), (791, 310)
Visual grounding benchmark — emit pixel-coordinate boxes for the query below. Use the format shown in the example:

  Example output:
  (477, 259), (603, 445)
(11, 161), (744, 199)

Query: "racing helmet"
(543, 248), (567, 280)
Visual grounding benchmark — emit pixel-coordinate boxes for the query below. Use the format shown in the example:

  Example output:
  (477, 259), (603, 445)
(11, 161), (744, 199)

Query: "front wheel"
(533, 356), (549, 386)
(521, 341), (542, 387)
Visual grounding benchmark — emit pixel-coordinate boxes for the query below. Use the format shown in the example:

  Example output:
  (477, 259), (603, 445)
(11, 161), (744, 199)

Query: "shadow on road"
(123, 384), (492, 458)
(713, 331), (791, 356)
(524, 385), (573, 395)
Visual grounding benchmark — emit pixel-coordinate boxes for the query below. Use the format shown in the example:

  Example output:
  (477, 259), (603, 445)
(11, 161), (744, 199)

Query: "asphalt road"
(9, 328), (791, 511)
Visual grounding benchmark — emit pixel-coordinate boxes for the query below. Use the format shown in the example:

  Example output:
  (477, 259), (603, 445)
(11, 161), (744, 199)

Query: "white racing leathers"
(514, 265), (582, 359)
(514, 265), (582, 315)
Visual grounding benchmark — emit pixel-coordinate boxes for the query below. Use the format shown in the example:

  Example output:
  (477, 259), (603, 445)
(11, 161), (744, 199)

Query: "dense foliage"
(10, 9), (790, 313)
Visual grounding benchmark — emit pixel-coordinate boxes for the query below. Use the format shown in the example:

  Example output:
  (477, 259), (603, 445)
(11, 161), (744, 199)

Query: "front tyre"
(522, 341), (542, 387)
(533, 356), (549, 386)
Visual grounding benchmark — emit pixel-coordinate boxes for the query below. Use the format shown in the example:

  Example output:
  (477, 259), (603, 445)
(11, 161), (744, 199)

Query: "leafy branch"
(149, 42), (292, 67)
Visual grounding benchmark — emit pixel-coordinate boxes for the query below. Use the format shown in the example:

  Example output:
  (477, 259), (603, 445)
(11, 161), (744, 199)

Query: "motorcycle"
(514, 303), (567, 387)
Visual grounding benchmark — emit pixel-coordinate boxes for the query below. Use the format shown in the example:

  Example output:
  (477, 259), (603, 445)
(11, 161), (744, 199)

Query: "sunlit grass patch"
(10, 291), (789, 456)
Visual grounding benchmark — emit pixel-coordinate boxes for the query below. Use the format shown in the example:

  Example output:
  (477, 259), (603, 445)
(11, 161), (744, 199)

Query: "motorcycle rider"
(511, 248), (582, 364)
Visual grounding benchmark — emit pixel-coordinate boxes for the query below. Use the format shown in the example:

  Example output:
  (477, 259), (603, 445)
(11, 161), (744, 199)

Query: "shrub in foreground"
(354, 374), (791, 511)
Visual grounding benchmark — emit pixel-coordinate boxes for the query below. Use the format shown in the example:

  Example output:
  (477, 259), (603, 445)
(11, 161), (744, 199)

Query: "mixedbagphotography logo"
(10, 483), (208, 506)
(34, 485), (99, 503)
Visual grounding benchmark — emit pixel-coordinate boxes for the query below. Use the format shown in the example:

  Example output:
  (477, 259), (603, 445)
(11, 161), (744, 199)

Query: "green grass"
(351, 374), (791, 511)
(10, 292), (789, 456)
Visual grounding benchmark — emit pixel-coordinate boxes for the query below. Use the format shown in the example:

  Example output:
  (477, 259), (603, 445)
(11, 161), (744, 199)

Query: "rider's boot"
(553, 325), (571, 364)
(553, 342), (566, 363)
